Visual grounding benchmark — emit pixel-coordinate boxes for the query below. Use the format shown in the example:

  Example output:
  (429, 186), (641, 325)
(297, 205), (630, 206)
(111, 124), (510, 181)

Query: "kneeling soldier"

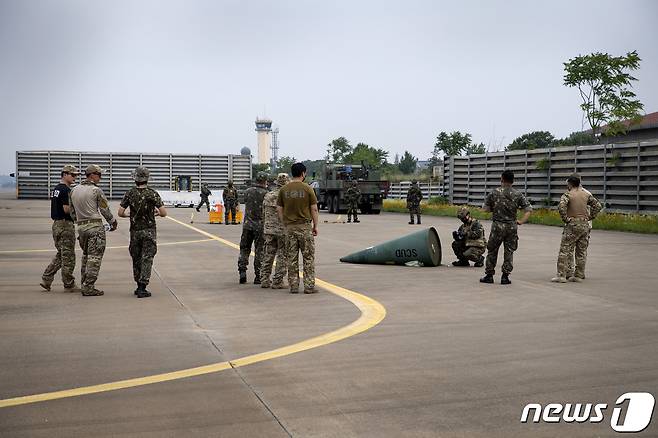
(451, 207), (486, 267)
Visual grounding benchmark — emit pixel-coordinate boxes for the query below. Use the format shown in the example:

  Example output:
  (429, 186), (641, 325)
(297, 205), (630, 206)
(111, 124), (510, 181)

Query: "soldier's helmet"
(256, 172), (268, 183)
(457, 207), (470, 220)
(85, 164), (104, 175)
(411, 179), (418, 184)
(132, 166), (150, 183)
(276, 173), (290, 187)
(61, 164), (79, 175)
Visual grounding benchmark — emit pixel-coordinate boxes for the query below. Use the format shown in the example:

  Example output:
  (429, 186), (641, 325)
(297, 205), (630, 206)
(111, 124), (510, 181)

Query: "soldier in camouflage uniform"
(118, 166), (167, 298)
(345, 181), (361, 223)
(69, 164), (118, 296)
(277, 162), (320, 294)
(551, 174), (602, 283)
(196, 183), (212, 212)
(41, 165), (79, 292)
(260, 173), (290, 289)
(238, 172), (268, 284)
(406, 180), (423, 224)
(480, 170), (532, 285)
(451, 207), (486, 267)
(223, 181), (239, 224)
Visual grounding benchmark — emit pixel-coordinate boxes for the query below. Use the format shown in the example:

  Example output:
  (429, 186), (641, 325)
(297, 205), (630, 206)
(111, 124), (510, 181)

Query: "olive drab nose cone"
(340, 227), (442, 266)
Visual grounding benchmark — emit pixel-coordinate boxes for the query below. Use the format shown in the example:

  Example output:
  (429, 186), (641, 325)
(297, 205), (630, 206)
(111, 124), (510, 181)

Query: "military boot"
(39, 280), (52, 292)
(474, 256), (485, 268)
(417, 216), (421, 225)
(452, 259), (470, 267)
(408, 217), (415, 225)
(82, 287), (104, 296)
(353, 215), (360, 223)
(64, 283), (80, 293)
(136, 282), (151, 298)
(271, 281), (286, 289)
(501, 274), (512, 285)
(239, 272), (247, 284)
(479, 274), (494, 284)
(347, 214), (352, 223)
(253, 275), (261, 285)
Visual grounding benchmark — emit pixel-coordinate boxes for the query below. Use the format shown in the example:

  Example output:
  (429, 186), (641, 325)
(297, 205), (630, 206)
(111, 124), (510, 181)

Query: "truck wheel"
(371, 209), (381, 215)
(330, 195), (338, 214)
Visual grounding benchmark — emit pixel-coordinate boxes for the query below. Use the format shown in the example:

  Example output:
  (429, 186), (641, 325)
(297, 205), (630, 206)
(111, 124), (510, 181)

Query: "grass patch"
(383, 199), (658, 234)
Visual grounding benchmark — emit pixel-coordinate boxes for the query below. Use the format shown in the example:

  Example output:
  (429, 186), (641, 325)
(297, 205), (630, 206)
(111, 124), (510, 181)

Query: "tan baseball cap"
(276, 173), (290, 187)
(85, 164), (104, 175)
(61, 164), (79, 175)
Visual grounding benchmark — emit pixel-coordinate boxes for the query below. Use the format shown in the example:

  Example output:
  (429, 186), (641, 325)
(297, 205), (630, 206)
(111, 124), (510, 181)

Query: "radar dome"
(241, 147), (251, 156)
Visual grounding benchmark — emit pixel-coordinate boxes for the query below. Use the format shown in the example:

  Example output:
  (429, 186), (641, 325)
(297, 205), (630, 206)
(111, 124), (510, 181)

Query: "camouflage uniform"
(260, 173), (289, 288)
(41, 166), (79, 290)
(406, 182), (423, 224)
(238, 174), (268, 281)
(120, 167), (164, 289)
(452, 208), (486, 265)
(286, 223), (315, 291)
(223, 183), (239, 224)
(70, 167), (116, 296)
(556, 188), (601, 280)
(196, 184), (211, 212)
(345, 183), (361, 223)
(483, 186), (532, 276)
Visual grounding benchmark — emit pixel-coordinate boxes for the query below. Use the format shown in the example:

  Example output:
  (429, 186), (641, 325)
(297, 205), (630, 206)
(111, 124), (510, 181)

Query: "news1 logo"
(521, 392), (655, 433)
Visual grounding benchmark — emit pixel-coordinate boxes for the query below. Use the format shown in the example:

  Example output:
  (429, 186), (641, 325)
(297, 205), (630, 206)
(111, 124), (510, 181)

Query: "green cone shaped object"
(340, 227), (442, 266)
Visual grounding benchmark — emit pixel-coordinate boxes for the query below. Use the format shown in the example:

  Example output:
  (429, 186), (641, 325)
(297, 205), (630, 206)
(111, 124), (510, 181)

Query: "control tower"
(255, 118), (272, 164)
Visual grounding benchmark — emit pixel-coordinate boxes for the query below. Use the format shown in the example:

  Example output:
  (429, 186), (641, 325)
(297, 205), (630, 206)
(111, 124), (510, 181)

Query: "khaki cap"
(85, 164), (104, 175)
(61, 164), (79, 175)
(276, 173), (290, 186)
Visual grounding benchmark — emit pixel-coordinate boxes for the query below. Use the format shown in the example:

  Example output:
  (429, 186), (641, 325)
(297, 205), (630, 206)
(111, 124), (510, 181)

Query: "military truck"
(313, 163), (390, 214)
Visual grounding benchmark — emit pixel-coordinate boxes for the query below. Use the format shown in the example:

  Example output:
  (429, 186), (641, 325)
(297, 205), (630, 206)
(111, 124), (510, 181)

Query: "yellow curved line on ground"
(0, 238), (215, 254)
(0, 217), (386, 408)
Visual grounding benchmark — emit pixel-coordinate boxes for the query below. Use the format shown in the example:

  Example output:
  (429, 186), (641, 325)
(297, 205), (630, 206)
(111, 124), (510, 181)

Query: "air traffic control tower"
(255, 118), (272, 164)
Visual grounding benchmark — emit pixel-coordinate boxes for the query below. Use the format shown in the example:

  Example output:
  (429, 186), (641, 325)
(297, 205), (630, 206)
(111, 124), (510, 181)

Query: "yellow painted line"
(0, 217), (386, 409)
(0, 238), (214, 254)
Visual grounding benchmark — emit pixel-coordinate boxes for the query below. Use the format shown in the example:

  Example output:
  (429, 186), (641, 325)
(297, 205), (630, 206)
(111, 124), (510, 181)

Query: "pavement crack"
(152, 266), (223, 355)
(229, 362), (293, 438)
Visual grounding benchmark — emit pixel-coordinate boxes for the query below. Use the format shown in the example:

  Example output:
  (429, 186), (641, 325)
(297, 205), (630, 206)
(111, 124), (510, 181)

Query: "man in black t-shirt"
(41, 165), (79, 292)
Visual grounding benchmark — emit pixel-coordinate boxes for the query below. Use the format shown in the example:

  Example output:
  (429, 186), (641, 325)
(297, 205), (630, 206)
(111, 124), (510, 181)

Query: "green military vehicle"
(313, 163), (390, 214)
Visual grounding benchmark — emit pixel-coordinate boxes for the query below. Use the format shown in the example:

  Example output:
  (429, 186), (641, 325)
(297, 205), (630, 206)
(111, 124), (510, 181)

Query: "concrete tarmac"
(0, 194), (657, 437)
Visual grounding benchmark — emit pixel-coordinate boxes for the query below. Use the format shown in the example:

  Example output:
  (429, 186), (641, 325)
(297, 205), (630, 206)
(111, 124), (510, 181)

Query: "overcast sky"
(1, 0), (657, 174)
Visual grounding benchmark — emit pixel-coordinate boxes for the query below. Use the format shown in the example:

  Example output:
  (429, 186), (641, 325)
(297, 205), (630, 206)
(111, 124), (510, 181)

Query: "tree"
(507, 131), (556, 151)
(563, 51), (644, 140)
(326, 137), (353, 162)
(345, 142), (389, 167)
(252, 163), (270, 177)
(465, 142), (486, 155)
(276, 155), (296, 173)
(557, 131), (596, 146)
(431, 131), (485, 161)
(398, 150), (417, 174)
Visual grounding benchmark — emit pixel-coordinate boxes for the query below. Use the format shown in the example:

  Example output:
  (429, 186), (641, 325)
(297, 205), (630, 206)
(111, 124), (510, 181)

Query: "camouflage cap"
(61, 164), (79, 175)
(457, 207), (470, 220)
(256, 172), (268, 183)
(132, 165), (150, 182)
(566, 172), (581, 182)
(85, 164), (104, 175)
(276, 173), (290, 187)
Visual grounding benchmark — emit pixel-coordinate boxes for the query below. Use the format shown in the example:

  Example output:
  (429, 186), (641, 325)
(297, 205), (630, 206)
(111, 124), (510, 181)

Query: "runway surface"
(1, 194), (657, 437)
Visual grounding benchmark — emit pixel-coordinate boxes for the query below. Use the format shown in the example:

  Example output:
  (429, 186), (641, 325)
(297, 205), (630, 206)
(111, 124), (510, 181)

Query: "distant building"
(596, 111), (658, 143)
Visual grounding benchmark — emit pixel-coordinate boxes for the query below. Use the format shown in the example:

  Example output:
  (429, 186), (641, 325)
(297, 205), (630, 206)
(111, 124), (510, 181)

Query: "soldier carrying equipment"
(237, 172), (268, 284)
(196, 183), (212, 212)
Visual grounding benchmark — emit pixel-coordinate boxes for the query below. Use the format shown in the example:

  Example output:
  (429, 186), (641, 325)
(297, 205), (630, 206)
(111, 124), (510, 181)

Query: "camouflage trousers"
(347, 202), (358, 219)
(260, 233), (287, 286)
(42, 220), (76, 288)
(77, 224), (106, 292)
(485, 221), (518, 275)
(452, 239), (485, 262)
(408, 204), (421, 222)
(286, 223), (315, 291)
(130, 228), (158, 285)
(196, 197), (210, 211)
(225, 202), (238, 224)
(238, 228), (263, 277)
(556, 219), (590, 279)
